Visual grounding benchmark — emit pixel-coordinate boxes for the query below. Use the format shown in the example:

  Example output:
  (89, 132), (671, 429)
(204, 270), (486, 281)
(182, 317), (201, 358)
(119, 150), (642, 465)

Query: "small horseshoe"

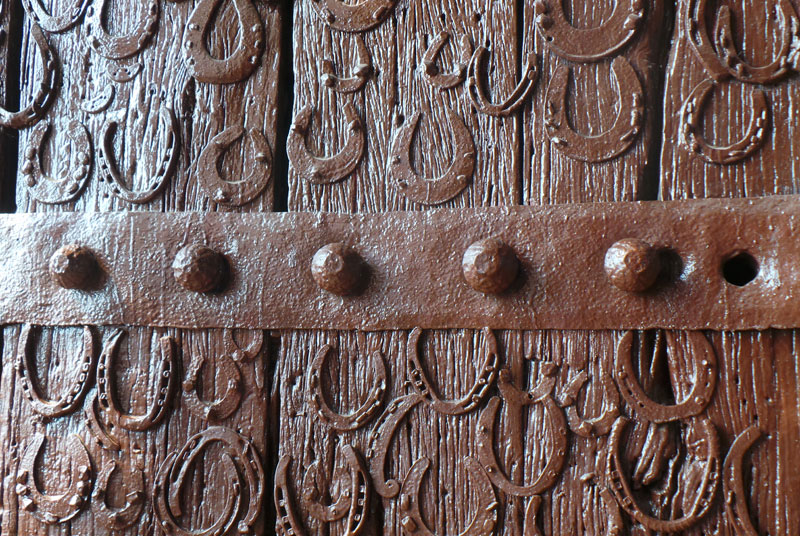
(0, 23), (58, 129)
(98, 106), (180, 204)
(287, 103), (366, 184)
(15, 434), (93, 525)
(533, 0), (644, 62)
(407, 327), (498, 416)
(723, 425), (766, 536)
(182, 352), (243, 421)
(86, 0), (158, 60)
(307, 345), (387, 431)
(80, 85), (115, 114)
(21, 0), (90, 33)
(196, 126), (272, 206)
(97, 329), (177, 431)
(420, 31), (472, 90)
(615, 331), (717, 424)
(22, 119), (92, 204)
(467, 47), (538, 117)
(398, 457), (498, 536)
(558, 370), (620, 438)
(16, 325), (96, 419)
(183, 0), (264, 84)
(680, 79), (770, 165)
(310, 0), (397, 33)
(223, 328), (264, 363)
(91, 458), (145, 530)
(85, 391), (122, 451)
(389, 109), (475, 205)
(276, 456), (307, 536)
(107, 62), (143, 83)
(322, 35), (372, 93)
(607, 416), (721, 533)
(497, 364), (558, 406)
(544, 57), (644, 163)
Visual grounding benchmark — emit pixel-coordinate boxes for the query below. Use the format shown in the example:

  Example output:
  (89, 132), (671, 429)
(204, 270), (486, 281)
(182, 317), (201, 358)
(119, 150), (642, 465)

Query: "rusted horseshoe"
(22, 119), (92, 204)
(607, 416), (720, 533)
(98, 106), (180, 204)
(287, 104), (366, 184)
(21, 0), (90, 33)
(533, 0), (644, 62)
(390, 109), (475, 205)
(558, 369), (620, 438)
(398, 456), (498, 536)
(85, 391), (122, 451)
(107, 62), (143, 83)
(276, 456), (307, 536)
(196, 126), (272, 206)
(182, 352), (243, 421)
(91, 457), (145, 530)
(680, 79), (770, 165)
(545, 57), (644, 163)
(310, 0), (396, 33)
(15, 434), (93, 525)
(723, 425), (766, 536)
(616, 331), (717, 424)
(467, 47), (538, 117)
(183, 0), (264, 84)
(86, 0), (158, 60)
(420, 31), (472, 90)
(0, 23), (58, 129)
(407, 327), (497, 416)
(307, 345), (387, 431)
(224, 328), (264, 363)
(16, 325), (96, 419)
(80, 85), (114, 114)
(322, 35), (372, 93)
(97, 329), (177, 431)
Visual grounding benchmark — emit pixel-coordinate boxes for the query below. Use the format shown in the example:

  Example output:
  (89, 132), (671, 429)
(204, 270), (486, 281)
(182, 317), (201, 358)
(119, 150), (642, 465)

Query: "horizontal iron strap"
(0, 196), (797, 331)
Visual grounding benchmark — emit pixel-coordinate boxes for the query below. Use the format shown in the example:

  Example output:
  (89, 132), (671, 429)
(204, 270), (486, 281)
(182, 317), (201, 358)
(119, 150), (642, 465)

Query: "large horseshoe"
(86, 0), (158, 60)
(0, 23), (58, 129)
(98, 106), (180, 204)
(420, 31), (472, 90)
(96, 329), (177, 431)
(21, 0), (91, 33)
(558, 369), (620, 438)
(15, 434), (93, 525)
(467, 47), (538, 117)
(679, 79), (770, 165)
(307, 345), (387, 431)
(607, 416), (720, 533)
(407, 327), (498, 416)
(615, 331), (717, 424)
(287, 103), (366, 184)
(183, 0), (264, 84)
(196, 126), (272, 206)
(398, 457), (498, 536)
(16, 325), (96, 419)
(389, 109), (475, 205)
(22, 119), (92, 204)
(533, 0), (644, 62)
(310, 0), (396, 33)
(91, 458), (145, 531)
(723, 425), (765, 536)
(182, 352), (243, 421)
(544, 57), (644, 163)
(322, 34), (372, 94)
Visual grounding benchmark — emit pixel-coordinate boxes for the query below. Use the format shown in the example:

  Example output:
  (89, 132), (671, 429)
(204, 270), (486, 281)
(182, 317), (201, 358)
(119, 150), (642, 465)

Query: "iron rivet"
(604, 238), (661, 293)
(49, 244), (100, 290)
(462, 238), (519, 294)
(311, 243), (367, 296)
(172, 244), (228, 293)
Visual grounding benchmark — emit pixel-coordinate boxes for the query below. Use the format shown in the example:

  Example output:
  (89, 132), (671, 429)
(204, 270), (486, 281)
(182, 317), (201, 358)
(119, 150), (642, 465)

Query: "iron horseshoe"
(467, 47), (538, 117)
(310, 0), (397, 33)
(558, 369), (620, 438)
(86, 0), (158, 60)
(80, 84), (115, 114)
(723, 424), (766, 536)
(322, 34), (372, 93)
(107, 62), (143, 83)
(21, 0), (91, 33)
(275, 456), (308, 536)
(224, 328), (265, 363)
(85, 390), (122, 451)
(420, 31), (472, 90)
(91, 457), (146, 530)
(182, 352), (243, 421)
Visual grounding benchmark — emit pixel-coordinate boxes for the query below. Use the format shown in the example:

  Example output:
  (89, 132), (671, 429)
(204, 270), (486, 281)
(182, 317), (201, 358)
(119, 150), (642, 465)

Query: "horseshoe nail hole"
(722, 252), (759, 287)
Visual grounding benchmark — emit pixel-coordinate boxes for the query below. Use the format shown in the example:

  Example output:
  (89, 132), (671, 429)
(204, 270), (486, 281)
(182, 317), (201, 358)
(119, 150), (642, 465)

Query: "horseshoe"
(0, 23), (58, 129)
(723, 425), (766, 536)
(224, 329), (264, 363)
(558, 370), (620, 438)
(182, 352), (243, 421)
(85, 391), (122, 451)
(307, 345), (387, 431)
(615, 331), (717, 424)
(366, 394), (425, 498)
(607, 416), (720, 533)
(389, 109), (475, 205)
(679, 79), (770, 165)
(398, 457), (498, 536)
(15, 434), (93, 525)
(86, 0), (158, 60)
(98, 106), (180, 204)
(533, 0), (644, 62)
(287, 103), (366, 184)
(16, 325), (96, 419)
(407, 327), (497, 416)
(91, 458), (145, 530)
(80, 85), (114, 114)
(544, 57), (644, 163)
(310, 0), (396, 33)
(107, 62), (143, 83)
(522, 496), (544, 536)
(96, 329), (177, 431)
(21, 119), (92, 204)
(196, 126), (272, 206)
(420, 31), (472, 90)
(467, 47), (538, 117)
(276, 456), (307, 536)
(322, 34), (372, 93)
(21, 0), (90, 33)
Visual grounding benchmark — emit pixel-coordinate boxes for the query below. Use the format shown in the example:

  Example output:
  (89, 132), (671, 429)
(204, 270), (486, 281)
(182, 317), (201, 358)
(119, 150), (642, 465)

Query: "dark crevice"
(0, 0), (23, 214)
(271, 0), (294, 213)
(264, 330), (282, 536)
(515, 0), (525, 206)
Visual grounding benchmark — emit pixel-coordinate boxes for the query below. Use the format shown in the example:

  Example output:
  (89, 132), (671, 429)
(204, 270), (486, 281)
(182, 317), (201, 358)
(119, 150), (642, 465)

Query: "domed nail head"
(172, 244), (228, 293)
(462, 238), (519, 294)
(604, 238), (661, 293)
(311, 243), (367, 296)
(49, 245), (100, 290)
